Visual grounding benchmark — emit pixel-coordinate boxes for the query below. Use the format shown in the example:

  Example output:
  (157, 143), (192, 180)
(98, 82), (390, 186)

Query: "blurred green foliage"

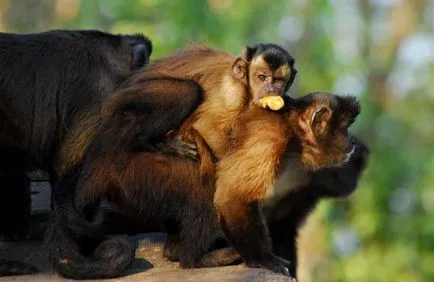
(2, 0), (434, 281)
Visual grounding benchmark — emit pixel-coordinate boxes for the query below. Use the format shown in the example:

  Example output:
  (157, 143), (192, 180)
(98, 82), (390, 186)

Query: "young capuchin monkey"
(50, 44), (356, 279)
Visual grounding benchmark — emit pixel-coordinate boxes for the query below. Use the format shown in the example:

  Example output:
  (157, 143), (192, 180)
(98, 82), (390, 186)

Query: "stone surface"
(0, 233), (295, 282)
(0, 181), (296, 281)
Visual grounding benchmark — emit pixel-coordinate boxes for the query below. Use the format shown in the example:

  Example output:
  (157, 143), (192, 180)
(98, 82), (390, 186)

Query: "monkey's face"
(232, 44), (296, 107)
(248, 54), (296, 107)
(290, 93), (360, 170)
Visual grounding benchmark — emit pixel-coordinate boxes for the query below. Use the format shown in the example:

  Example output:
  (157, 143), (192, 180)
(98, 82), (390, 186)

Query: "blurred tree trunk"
(4, 0), (54, 32)
(360, 0), (423, 111)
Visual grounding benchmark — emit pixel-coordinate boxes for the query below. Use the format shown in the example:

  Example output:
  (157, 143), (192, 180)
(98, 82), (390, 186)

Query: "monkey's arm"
(312, 136), (370, 198)
(179, 126), (216, 185)
(148, 137), (198, 160)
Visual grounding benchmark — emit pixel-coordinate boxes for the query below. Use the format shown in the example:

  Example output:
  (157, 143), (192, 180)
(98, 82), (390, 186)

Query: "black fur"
(0, 29), (152, 276)
(268, 137), (370, 277)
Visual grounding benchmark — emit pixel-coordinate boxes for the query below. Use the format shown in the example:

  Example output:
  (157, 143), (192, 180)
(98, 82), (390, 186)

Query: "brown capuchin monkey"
(49, 43), (323, 279)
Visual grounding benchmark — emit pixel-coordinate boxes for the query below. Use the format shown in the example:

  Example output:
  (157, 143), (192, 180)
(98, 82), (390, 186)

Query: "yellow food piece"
(260, 96), (285, 110)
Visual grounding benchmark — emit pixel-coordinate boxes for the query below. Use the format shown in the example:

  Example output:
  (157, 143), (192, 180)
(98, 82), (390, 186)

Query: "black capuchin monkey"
(266, 135), (369, 278)
(0, 29), (153, 277)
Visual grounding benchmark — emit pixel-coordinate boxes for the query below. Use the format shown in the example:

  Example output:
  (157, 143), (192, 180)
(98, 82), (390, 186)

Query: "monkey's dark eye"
(274, 78), (285, 84)
(258, 74), (267, 81)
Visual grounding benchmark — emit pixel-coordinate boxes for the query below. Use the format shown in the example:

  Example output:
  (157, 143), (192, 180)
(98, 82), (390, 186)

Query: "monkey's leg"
(176, 203), (221, 269)
(213, 139), (292, 276)
(0, 169), (31, 241)
(214, 200), (291, 276)
(163, 232), (180, 262)
(269, 223), (298, 278)
(0, 158), (36, 275)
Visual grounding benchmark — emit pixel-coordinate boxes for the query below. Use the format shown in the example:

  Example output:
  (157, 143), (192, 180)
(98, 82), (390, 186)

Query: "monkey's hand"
(159, 135), (198, 160)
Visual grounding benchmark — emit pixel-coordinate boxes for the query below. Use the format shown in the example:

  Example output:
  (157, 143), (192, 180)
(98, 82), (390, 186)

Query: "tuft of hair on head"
(243, 43), (295, 67)
(332, 95), (361, 128)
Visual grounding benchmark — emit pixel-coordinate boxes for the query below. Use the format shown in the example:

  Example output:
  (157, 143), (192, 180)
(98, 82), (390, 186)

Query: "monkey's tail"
(46, 218), (135, 279)
(52, 160), (107, 238)
(48, 162), (136, 279)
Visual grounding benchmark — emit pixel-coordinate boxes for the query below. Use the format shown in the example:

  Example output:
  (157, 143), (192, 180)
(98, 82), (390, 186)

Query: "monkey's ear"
(232, 57), (248, 80)
(310, 105), (332, 136)
(131, 44), (148, 69)
(243, 45), (257, 62)
(127, 35), (153, 70)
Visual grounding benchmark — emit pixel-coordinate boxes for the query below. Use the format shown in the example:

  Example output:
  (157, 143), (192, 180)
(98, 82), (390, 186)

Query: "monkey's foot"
(197, 247), (242, 267)
(246, 254), (292, 276)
